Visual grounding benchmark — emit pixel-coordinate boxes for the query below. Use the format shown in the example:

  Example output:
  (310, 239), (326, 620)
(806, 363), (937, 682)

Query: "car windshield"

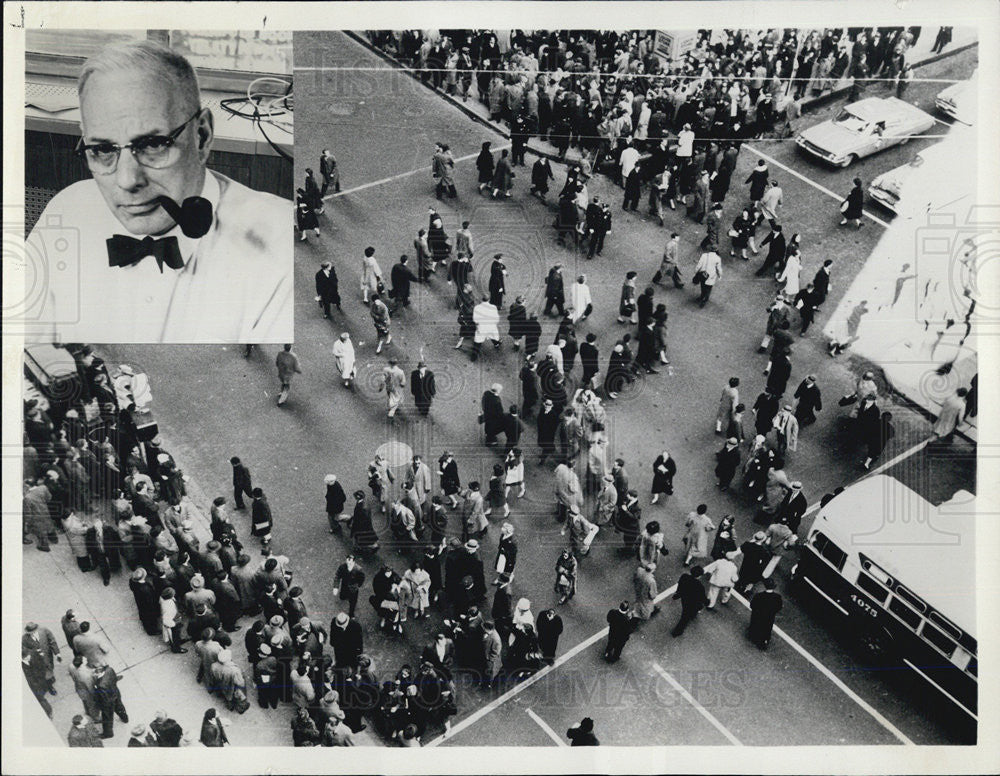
(834, 109), (868, 133)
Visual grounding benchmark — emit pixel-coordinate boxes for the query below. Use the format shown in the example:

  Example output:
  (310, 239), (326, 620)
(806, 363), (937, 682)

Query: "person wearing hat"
(604, 601), (635, 663)
(774, 481), (808, 533)
(283, 586), (308, 630)
(771, 403), (799, 458)
(92, 662), (129, 738)
(22, 621), (61, 697)
(349, 490), (379, 551)
(315, 260), (341, 318)
(183, 573), (216, 617)
(250, 487), (273, 546)
(749, 577), (784, 650)
(793, 374), (823, 426)
(408, 360), (437, 416)
(128, 722), (155, 747)
(61, 609), (84, 657)
(68, 714), (104, 747)
(715, 437), (742, 490)
(128, 568), (161, 635)
(188, 599), (222, 644)
(199, 707), (229, 747)
(148, 709), (183, 746)
(209, 648), (247, 712)
(251, 643), (279, 709)
(291, 705), (321, 746)
(229, 456), (253, 511)
(615, 488), (642, 552)
(490, 572), (514, 648)
(461, 483), (488, 543)
(567, 716), (600, 746)
(329, 611), (364, 671)
(703, 550), (741, 609)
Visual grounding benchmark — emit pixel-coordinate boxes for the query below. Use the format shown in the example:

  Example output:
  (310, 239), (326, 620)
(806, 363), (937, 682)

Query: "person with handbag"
(693, 250), (723, 308)
(839, 177), (865, 229)
(617, 271), (638, 323)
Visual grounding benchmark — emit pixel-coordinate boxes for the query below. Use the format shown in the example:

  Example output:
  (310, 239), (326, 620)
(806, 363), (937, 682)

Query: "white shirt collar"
(120, 170), (221, 261)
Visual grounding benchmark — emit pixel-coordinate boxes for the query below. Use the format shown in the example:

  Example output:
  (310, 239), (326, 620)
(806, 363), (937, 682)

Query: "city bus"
(792, 475), (977, 720)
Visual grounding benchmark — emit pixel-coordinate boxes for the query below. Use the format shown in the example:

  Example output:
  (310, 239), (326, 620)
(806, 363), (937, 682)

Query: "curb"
(800, 40), (979, 114)
(342, 32), (978, 438)
(344, 31), (977, 153)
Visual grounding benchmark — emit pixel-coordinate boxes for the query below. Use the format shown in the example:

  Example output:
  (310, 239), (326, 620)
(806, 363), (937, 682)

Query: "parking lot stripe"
(526, 708), (568, 746)
(729, 591), (915, 745)
(652, 662), (743, 745)
(743, 145), (892, 228)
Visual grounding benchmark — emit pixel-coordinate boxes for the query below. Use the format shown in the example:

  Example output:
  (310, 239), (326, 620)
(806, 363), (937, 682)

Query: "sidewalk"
(343, 28), (978, 166)
(20, 441), (380, 748)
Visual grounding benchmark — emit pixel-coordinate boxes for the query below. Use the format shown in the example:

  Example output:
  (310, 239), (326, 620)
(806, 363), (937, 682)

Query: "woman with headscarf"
(324, 474), (348, 534)
(650, 452), (677, 504)
(349, 491), (379, 551)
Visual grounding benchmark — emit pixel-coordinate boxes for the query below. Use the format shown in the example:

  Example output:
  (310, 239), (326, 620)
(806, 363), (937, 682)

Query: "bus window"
(895, 585), (927, 613)
(888, 596), (921, 630)
(967, 657), (977, 677)
(949, 647), (972, 672)
(812, 531), (847, 571)
(920, 621), (956, 658)
(860, 557), (892, 586)
(856, 572), (889, 604)
(928, 611), (963, 642)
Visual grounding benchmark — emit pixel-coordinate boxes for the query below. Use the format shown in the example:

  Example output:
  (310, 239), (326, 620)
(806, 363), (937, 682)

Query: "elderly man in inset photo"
(26, 39), (291, 343)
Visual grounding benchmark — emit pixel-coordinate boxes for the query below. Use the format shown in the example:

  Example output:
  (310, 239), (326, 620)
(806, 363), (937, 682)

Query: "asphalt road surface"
(91, 33), (977, 747)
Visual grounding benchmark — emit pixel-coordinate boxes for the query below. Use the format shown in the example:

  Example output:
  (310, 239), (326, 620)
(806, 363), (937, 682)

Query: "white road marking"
(429, 436), (932, 746)
(651, 662), (743, 745)
(424, 581), (678, 747)
(800, 438), (930, 520)
(730, 590), (915, 745)
(743, 145), (892, 228)
(526, 708), (568, 746)
(324, 143), (511, 201)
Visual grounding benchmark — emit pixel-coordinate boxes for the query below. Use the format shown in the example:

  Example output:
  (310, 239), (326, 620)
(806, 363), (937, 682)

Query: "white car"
(868, 142), (949, 213)
(795, 97), (936, 168)
(935, 70), (977, 125)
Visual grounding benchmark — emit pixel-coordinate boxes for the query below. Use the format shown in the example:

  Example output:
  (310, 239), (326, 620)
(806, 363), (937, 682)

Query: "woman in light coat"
(777, 250), (801, 297)
(404, 561), (431, 619)
(683, 507), (716, 565)
(632, 562), (658, 620)
(462, 483), (488, 540)
(554, 462), (583, 519)
(332, 333), (356, 388)
(360, 248), (384, 304)
(63, 511), (91, 571)
(595, 474), (618, 525)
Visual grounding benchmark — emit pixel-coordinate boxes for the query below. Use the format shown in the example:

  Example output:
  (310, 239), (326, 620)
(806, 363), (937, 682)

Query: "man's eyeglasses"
(75, 109), (203, 175)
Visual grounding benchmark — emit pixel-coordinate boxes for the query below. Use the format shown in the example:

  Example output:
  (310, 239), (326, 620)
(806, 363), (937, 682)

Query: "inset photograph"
(22, 30), (294, 343)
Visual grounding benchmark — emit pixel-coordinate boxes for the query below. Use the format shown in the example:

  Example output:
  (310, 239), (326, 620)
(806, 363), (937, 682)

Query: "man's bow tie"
(107, 235), (184, 272)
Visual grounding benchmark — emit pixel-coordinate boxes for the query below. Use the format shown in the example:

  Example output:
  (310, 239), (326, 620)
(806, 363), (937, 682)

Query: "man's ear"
(196, 108), (215, 163)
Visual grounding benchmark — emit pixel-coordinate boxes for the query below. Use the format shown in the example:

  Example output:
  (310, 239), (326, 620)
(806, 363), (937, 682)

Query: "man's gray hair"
(78, 40), (201, 114)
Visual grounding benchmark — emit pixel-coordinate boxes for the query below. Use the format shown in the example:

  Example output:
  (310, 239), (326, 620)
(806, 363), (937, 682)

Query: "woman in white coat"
(777, 250), (801, 297)
(332, 333), (356, 388)
(360, 247), (383, 304)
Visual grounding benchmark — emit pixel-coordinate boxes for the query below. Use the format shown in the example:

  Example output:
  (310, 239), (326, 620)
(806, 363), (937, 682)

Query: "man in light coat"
(703, 551), (740, 608)
(771, 403), (799, 457)
(472, 297), (501, 360)
(694, 250), (723, 307)
(569, 275), (593, 323)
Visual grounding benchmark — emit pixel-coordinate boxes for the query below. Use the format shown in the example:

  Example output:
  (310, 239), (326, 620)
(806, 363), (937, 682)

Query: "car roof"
(845, 97), (923, 122)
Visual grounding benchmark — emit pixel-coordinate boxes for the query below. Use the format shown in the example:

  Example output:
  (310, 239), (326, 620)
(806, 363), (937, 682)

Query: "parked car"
(935, 70), (977, 125)
(795, 97), (935, 167)
(868, 142), (949, 213)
